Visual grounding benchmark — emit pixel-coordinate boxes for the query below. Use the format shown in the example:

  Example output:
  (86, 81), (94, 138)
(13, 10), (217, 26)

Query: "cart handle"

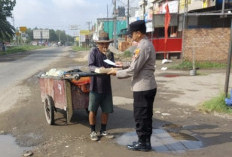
(63, 72), (106, 80)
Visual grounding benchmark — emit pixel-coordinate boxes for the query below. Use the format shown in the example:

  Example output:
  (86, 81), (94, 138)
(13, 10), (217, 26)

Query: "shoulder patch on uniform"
(134, 48), (140, 55)
(133, 48), (141, 60)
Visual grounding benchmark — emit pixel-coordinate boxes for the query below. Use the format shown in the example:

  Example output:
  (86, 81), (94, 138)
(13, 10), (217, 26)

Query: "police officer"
(108, 20), (157, 151)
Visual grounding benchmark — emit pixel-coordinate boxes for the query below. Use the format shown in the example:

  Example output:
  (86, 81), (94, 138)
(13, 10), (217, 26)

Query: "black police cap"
(126, 20), (146, 35)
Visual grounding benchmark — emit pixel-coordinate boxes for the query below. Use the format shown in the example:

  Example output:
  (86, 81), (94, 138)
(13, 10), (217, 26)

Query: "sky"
(11, 0), (140, 35)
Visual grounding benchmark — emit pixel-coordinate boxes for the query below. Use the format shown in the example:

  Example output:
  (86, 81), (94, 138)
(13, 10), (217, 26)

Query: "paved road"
(0, 47), (68, 113)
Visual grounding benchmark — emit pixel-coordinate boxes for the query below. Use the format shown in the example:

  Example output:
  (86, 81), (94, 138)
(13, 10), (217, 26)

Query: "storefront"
(151, 0), (182, 58)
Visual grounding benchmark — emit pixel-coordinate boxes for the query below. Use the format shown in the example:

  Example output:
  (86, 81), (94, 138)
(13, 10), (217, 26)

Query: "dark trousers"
(133, 88), (157, 141)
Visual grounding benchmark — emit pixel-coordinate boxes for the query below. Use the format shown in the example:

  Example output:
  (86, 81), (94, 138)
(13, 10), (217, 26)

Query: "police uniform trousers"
(133, 88), (157, 141)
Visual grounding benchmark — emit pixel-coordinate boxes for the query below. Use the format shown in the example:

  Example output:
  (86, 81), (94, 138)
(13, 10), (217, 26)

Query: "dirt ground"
(0, 48), (232, 157)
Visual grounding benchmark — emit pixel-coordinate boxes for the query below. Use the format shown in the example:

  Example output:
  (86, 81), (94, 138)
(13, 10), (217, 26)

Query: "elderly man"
(88, 31), (114, 141)
(109, 20), (157, 151)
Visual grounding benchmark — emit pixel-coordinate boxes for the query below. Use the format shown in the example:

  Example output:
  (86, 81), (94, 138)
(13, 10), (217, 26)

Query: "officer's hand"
(107, 68), (117, 76)
(115, 61), (123, 68)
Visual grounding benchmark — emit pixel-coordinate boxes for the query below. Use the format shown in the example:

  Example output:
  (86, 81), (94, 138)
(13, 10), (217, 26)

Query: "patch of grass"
(72, 46), (90, 52)
(170, 61), (193, 70)
(199, 93), (232, 114)
(195, 71), (208, 76)
(197, 61), (227, 69)
(0, 45), (44, 55)
(123, 50), (132, 57)
(170, 60), (228, 70)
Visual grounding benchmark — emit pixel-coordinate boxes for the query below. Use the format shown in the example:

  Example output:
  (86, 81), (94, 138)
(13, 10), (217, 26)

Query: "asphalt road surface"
(0, 47), (68, 113)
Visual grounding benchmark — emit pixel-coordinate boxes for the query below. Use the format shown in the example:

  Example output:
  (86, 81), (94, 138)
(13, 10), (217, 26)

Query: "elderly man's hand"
(107, 68), (117, 76)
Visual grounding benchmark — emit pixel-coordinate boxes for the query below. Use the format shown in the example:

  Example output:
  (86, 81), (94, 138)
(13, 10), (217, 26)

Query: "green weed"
(170, 60), (228, 70)
(0, 45), (44, 55)
(200, 93), (232, 114)
(123, 50), (132, 57)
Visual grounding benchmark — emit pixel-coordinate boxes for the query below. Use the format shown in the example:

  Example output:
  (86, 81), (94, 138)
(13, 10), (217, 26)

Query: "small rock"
(155, 111), (161, 114)
(23, 151), (33, 157)
(161, 67), (167, 71)
(161, 113), (171, 116)
(65, 145), (69, 148)
(162, 59), (172, 64)
(183, 111), (191, 115)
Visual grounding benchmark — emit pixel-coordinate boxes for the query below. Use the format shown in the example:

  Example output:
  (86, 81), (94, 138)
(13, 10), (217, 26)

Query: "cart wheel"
(65, 110), (69, 125)
(44, 95), (55, 125)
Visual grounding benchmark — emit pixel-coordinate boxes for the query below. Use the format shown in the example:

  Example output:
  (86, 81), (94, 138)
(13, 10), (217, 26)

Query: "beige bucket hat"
(94, 31), (113, 43)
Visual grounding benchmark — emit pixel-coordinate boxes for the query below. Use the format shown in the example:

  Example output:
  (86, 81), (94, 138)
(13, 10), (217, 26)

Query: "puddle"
(162, 123), (182, 133)
(116, 129), (203, 153)
(0, 134), (32, 156)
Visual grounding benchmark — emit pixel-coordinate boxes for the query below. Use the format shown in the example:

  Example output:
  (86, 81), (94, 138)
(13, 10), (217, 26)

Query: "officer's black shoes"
(127, 141), (151, 152)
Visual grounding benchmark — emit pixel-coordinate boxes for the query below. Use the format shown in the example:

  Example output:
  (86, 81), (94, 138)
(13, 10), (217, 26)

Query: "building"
(92, 17), (127, 50)
(129, 0), (232, 61)
(181, 0), (232, 62)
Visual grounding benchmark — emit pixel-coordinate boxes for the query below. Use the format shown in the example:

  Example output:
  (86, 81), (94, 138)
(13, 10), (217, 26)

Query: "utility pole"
(41, 30), (43, 45)
(143, 0), (146, 20)
(107, 4), (110, 33)
(58, 30), (61, 45)
(11, 14), (16, 44)
(113, 0), (117, 48)
(222, 0), (225, 16)
(86, 22), (91, 31)
(181, 0), (188, 60)
(79, 30), (81, 47)
(127, 0), (130, 28)
(224, 19), (232, 97)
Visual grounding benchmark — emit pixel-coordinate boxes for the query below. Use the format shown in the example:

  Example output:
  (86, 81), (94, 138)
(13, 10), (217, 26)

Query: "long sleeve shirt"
(88, 47), (115, 93)
(116, 37), (157, 92)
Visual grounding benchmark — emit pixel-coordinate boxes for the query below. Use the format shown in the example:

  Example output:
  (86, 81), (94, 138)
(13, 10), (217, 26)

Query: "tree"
(25, 28), (33, 43)
(56, 30), (67, 43)
(0, 0), (16, 41)
(49, 29), (58, 42)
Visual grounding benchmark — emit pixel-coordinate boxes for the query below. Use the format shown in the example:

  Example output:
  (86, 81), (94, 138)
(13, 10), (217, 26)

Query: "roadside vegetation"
(72, 46), (90, 52)
(123, 50), (132, 57)
(0, 45), (45, 55)
(114, 50), (133, 62)
(0, 0), (16, 40)
(169, 60), (228, 70)
(199, 93), (232, 114)
(167, 60), (232, 114)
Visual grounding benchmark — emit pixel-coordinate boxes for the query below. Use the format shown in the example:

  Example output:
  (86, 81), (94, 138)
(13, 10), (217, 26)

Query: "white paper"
(104, 59), (116, 66)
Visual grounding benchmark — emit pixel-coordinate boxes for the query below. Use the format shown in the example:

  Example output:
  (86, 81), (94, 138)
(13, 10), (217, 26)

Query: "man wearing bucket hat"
(108, 20), (157, 151)
(88, 31), (115, 141)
